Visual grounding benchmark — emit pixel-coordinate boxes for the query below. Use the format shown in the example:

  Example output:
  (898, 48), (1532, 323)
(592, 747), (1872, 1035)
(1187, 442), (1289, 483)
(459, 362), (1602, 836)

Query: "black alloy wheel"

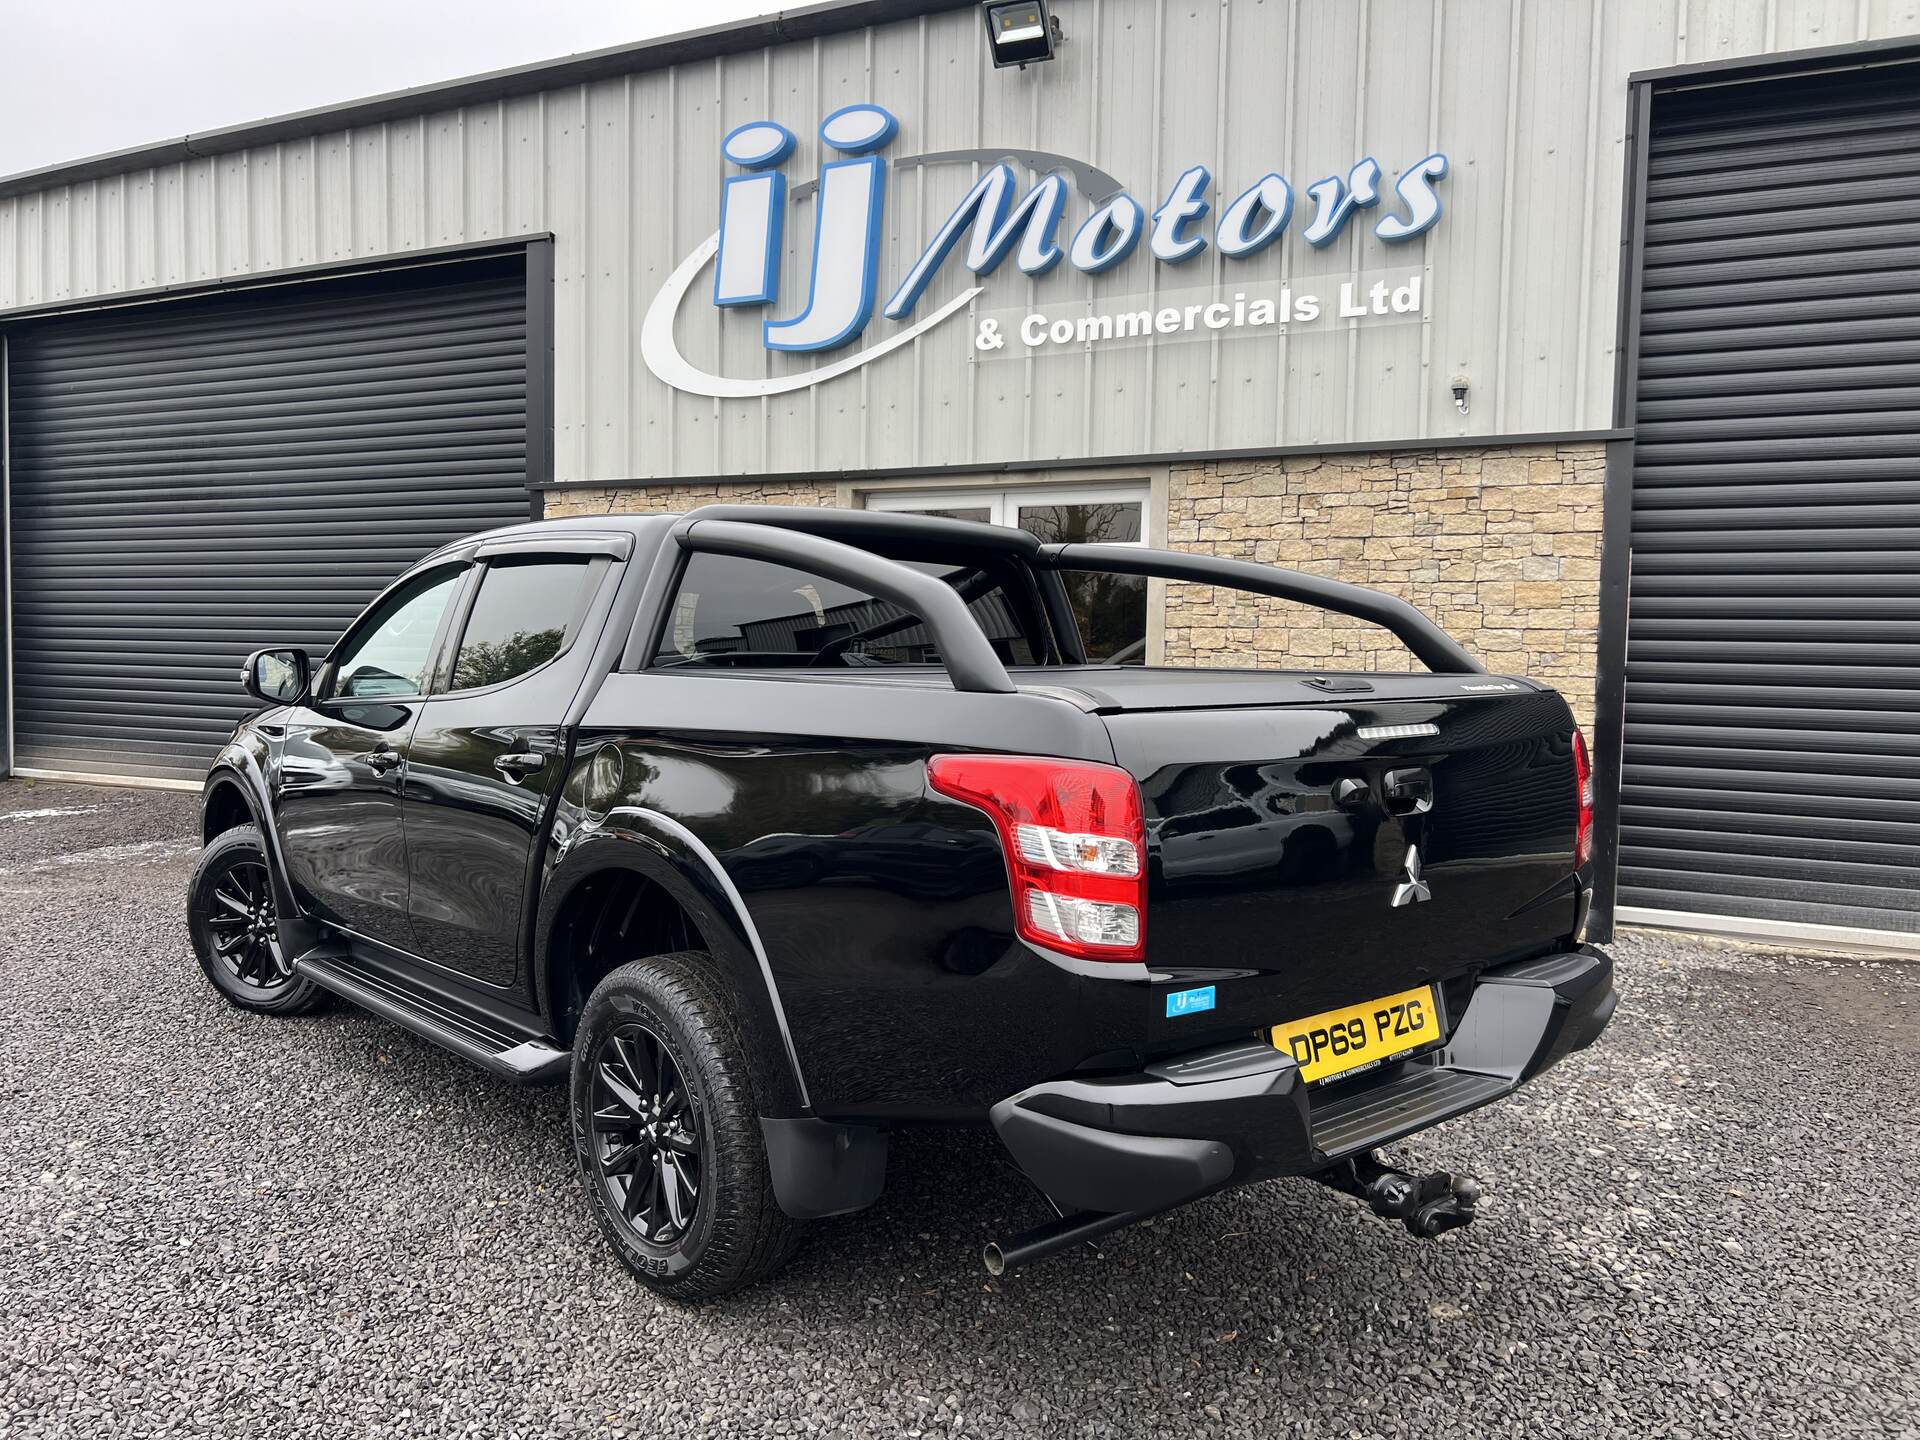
(186, 824), (327, 1015)
(202, 854), (288, 989)
(569, 952), (802, 1299)
(590, 1023), (703, 1246)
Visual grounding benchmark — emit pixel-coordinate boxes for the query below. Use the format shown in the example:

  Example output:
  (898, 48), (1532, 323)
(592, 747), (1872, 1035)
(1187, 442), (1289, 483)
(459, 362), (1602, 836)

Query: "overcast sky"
(0, 0), (787, 178)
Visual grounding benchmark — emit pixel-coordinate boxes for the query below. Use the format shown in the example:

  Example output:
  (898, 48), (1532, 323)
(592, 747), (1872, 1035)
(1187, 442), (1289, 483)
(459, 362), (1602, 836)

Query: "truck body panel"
(202, 505), (1615, 1264)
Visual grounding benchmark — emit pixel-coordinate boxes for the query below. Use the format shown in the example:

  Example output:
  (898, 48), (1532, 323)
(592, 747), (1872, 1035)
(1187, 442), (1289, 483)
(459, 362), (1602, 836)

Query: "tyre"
(570, 952), (802, 1301)
(186, 825), (326, 1015)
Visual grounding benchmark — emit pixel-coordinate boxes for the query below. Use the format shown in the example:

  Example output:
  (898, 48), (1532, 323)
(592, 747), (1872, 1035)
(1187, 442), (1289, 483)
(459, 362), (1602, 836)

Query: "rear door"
(399, 548), (614, 986)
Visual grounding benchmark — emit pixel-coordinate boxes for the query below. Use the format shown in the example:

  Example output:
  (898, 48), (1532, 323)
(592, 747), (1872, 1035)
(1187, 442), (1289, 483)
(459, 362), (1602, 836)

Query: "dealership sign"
(641, 104), (1447, 398)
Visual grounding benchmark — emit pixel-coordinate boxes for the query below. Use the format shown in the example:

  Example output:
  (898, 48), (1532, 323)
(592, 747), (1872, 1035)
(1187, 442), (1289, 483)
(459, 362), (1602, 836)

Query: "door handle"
(365, 744), (403, 775)
(493, 751), (546, 781)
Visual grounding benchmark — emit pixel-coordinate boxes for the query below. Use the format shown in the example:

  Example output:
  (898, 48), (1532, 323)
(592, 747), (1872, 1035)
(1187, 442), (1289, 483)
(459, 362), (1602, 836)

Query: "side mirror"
(242, 647), (310, 705)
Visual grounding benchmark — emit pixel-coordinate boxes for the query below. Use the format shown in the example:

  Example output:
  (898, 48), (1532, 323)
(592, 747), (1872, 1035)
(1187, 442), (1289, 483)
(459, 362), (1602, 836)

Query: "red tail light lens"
(926, 753), (1147, 963)
(1573, 726), (1595, 869)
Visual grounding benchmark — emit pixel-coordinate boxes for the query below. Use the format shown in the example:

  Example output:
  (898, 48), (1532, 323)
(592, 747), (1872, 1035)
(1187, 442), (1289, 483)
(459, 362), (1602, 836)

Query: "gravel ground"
(2, 776), (1916, 1440)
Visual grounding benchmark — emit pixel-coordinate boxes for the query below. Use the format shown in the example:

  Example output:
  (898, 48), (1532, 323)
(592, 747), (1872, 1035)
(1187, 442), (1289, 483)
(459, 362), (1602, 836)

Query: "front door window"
(326, 568), (463, 699)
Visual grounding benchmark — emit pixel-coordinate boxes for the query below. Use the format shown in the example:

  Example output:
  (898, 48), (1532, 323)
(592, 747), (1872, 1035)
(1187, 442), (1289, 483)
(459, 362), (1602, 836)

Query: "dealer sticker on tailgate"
(1270, 984), (1442, 1085)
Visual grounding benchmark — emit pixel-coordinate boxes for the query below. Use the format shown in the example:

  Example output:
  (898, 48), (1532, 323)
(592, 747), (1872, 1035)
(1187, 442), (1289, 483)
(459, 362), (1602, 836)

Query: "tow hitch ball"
(1320, 1150), (1482, 1237)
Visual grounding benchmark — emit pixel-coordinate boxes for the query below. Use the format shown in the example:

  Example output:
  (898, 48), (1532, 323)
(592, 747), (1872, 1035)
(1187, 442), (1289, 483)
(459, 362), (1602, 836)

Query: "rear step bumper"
(989, 944), (1615, 1216)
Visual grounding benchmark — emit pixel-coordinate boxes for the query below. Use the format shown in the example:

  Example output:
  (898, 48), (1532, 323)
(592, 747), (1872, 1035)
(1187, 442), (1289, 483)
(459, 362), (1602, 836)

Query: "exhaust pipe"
(983, 1206), (1156, 1275)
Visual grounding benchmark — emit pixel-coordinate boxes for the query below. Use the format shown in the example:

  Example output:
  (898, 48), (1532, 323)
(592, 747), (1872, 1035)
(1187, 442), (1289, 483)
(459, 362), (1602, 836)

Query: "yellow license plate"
(1270, 984), (1442, 1085)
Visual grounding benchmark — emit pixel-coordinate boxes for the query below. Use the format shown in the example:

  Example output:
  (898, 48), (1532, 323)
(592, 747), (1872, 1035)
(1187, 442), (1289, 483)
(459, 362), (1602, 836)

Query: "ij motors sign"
(641, 104), (1448, 399)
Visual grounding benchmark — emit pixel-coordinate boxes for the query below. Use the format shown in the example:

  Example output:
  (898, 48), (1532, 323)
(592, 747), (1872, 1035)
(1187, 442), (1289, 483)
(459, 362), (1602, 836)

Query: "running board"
(293, 951), (571, 1085)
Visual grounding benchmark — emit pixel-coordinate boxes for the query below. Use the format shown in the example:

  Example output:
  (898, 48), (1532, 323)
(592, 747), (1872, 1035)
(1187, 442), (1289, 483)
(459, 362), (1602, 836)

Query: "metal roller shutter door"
(1621, 64), (1920, 943)
(4, 256), (532, 785)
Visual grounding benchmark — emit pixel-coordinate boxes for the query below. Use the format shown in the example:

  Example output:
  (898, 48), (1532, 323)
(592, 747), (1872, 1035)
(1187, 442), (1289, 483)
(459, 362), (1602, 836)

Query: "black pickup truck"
(189, 506), (1614, 1299)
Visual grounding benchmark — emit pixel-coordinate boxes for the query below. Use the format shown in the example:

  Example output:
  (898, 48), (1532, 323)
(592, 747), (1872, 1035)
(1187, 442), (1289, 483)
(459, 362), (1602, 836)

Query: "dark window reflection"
(451, 558), (591, 690)
(1017, 501), (1148, 665)
(654, 553), (1047, 668)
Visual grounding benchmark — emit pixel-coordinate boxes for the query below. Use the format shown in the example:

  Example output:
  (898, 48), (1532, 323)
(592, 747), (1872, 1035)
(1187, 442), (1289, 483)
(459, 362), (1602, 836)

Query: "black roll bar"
(1042, 543), (1486, 675)
(673, 518), (1019, 695)
(683, 503), (1042, 557)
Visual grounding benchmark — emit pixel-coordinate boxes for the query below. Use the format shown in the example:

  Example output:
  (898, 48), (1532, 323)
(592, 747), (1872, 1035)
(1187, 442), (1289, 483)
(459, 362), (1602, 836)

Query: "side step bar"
(293, 951), (571, 1085)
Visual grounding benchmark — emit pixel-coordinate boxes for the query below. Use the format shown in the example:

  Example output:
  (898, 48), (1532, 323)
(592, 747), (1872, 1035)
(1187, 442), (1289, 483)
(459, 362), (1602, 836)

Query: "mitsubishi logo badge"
(1391, 844), (1432, 907)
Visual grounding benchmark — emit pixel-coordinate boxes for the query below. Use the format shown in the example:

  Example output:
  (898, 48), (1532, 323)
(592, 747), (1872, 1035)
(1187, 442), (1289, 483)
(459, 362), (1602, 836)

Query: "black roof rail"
(1040, 543), (1486, 676)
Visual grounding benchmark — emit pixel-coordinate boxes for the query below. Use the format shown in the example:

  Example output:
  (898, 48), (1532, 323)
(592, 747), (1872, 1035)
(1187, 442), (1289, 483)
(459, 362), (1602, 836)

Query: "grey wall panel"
(1620, 63), (1920, 936)
(4, 257), (531, 783)
(5, 0), (1920, 482)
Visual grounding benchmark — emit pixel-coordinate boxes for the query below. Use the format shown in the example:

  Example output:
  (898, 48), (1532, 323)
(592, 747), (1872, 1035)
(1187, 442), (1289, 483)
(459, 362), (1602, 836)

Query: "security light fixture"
(1450, 374), (1471, 416)
(983, 0), (1063, 69)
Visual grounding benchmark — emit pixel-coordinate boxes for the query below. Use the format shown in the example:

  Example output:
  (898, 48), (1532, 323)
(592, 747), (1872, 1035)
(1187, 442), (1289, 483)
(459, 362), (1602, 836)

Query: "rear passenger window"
(652, 553), (1043, 669)
(449, 557), (594, 690)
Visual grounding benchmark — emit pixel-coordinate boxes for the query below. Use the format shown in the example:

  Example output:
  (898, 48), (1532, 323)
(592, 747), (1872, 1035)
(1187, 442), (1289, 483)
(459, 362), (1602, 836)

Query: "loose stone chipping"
(2, 779), (1915, 1438)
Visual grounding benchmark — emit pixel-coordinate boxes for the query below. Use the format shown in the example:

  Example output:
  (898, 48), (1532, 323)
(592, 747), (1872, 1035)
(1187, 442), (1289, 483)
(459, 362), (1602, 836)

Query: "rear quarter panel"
(558, 670), (1141, 1121)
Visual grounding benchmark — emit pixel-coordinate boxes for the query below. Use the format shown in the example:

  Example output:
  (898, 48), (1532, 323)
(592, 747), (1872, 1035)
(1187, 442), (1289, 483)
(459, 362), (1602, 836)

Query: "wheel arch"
(201, 746), (306, 925)
(537, 816), (810, 1117)
(201, 771), (255, 843)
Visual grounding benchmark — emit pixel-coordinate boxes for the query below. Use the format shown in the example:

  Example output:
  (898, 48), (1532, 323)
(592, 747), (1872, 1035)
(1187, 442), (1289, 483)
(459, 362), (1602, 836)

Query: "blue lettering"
(763, 105), (897, 353)
(1216, 173), (1292, 259)
(884, 164), (1068, 321)
(1302, 157), (1382, 248)
(1149, 165), (1212, 264)
(1375, 153), (1448, 242)
(1068, 193), (1145, 274)
(711, 106), (1449, 357)
(714, 121), (796, 308)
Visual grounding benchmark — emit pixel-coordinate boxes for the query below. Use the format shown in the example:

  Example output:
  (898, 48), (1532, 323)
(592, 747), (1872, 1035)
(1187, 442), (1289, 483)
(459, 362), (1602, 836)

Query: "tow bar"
(1316, 1149), (1482, 1237)
(983, 1150), (1481, 1273)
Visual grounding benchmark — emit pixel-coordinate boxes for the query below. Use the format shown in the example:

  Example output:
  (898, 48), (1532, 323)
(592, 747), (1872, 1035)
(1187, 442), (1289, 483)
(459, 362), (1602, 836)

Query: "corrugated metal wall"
(1617, 60), (1920, 941)
(6, 0), (1917, 484)
(4, 257), (532, 783)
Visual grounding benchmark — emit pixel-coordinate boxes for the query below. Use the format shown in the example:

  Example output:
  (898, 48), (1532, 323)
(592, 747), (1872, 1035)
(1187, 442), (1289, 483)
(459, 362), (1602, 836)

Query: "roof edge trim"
(0, 0), (973, 202)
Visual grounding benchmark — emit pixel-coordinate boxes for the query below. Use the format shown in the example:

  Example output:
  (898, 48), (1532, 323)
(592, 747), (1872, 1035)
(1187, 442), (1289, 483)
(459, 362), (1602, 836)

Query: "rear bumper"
(989, 944), (1616, 1215)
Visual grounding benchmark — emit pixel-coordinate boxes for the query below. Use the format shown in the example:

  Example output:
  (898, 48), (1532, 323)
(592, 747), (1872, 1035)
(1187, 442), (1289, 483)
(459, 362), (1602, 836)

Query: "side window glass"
(650, 553), (1043, 669)
(450, 557), (594, 690)
(330, 568), (463, 699)
(654, 554), (917, 666)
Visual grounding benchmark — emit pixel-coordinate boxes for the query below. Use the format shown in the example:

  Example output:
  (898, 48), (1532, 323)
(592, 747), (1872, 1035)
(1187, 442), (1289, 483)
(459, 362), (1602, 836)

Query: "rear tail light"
(926, 753), (1146, 963)
(1573, 726), (1595, 869)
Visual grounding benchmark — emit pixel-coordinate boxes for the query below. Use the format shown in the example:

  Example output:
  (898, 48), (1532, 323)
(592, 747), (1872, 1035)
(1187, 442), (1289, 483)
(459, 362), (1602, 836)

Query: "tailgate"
(1105, 685), (1582, 1049)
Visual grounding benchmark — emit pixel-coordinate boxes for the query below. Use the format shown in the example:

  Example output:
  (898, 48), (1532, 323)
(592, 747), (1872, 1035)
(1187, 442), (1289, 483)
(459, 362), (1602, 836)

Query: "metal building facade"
(5, 0), (1920, 951)
(5, 0), (1915, 484)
